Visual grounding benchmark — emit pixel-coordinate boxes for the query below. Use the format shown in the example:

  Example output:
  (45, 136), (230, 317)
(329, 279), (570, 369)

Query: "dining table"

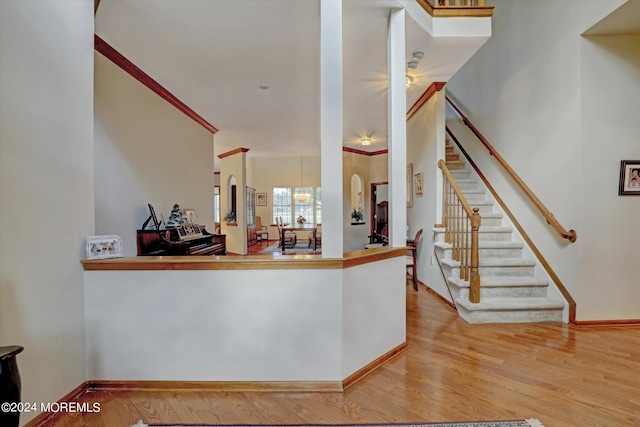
(281, 223), (319, 250)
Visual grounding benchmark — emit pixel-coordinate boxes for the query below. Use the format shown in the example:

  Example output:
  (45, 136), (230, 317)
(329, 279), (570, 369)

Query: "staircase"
(433, 140), (565, 324)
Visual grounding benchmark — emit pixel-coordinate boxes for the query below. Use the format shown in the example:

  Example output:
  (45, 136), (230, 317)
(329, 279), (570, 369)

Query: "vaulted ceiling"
(95, 0), (490, 168)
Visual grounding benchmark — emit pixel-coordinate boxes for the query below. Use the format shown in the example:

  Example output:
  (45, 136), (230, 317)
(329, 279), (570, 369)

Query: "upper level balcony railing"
(417, 0), (494, 17)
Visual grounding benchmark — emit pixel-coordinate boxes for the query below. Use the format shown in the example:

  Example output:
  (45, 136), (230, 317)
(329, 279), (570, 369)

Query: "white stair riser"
(456, 181), (479, 190)
(461, 192), (486, 202)
(458, 308), (562, 324)
(478, 231), (512, 242)
(441, 263), (534, 278)
(453, 284), (548, 299)
(436, 246), (523, 259)
(450, 170), (471, 178)
(440, 215), (502, 227)
(480, 247), (522, 258)
(479, 265), (534, 276)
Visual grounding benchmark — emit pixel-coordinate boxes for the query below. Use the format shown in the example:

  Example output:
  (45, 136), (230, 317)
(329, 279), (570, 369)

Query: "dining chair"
(406, 228), (423, 291)
(255, 216), (269, 242)
(277, 217), (296, 248)
(307, 224), (321, 248)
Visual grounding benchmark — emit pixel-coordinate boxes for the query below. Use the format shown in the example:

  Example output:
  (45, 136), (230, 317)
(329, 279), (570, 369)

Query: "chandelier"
(294, 157), (311, 203)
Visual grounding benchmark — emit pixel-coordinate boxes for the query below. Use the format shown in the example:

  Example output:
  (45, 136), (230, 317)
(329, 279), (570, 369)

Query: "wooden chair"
(406, 228), (423, 291)
(276, 217), (296, 248)
(255, 216), (269, 242)
(307, 224), (322, 248)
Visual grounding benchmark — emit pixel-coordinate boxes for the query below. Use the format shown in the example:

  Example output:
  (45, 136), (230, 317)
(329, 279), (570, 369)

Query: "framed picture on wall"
(407, 163), (413, 207)
(183, 208), (198, 224)
(86, 235), (123, 260)
(415, 172), (423, 195)
(619, 160), (640, 196)
(256, 193), (267, 206)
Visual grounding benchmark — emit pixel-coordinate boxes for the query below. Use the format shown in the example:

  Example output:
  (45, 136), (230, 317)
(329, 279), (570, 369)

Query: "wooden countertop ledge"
(82, 246), (407, 271)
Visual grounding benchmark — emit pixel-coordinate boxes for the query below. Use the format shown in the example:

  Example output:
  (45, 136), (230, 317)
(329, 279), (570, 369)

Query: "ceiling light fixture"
(407, 61), (419, 69)
(294, 157), (311, 203)
(361, 131), (374, 146)
(412, 51), (424, 60)
(406, 75), (414, 88)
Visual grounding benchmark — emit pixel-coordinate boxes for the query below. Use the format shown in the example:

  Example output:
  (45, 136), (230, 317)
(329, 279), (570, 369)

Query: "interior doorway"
(370, 182), (388, 243)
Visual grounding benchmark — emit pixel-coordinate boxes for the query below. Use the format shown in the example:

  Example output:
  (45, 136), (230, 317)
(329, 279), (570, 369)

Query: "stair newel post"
(463, 214), (470, 281)
(469, 207), (481, 303)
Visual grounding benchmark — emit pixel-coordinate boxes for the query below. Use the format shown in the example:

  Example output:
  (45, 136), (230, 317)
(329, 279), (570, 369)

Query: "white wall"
(84, 257), (406, 382)
(578, 33), (640, 319)
(407, 92), (448, 300)
(220, 151), (248, 255)
(446, 0), (637, 320)
(94, 53), (215, 256)
(342, 256), (405, 377)
(0, 1), (93, 423)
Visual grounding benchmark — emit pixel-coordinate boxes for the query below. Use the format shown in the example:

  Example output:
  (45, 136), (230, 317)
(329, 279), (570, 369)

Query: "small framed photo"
(415, 172), (423, 195)
(86, 235), (123, 260)
(619, 160), (640, 195)
(183, 208), (198, 224)
(256, 193), (267, 206)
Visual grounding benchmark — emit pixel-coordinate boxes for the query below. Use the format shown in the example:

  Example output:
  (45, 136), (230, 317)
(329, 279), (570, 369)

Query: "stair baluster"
(438, 159), (482, 303)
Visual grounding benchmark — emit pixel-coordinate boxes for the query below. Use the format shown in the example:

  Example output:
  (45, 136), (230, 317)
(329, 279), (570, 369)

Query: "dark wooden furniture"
(406, 228), (423, 291)
(281, 223), (318, 250)
(137, 228), (226, 256)
(247, 224), (257, 247)
(373, 201), (388, 243)
(0, 346), (23, 427)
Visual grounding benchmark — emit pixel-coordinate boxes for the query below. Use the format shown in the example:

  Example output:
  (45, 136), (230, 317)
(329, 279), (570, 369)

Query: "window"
(272, 187), (322, 224)
(213, 186), (220, 222)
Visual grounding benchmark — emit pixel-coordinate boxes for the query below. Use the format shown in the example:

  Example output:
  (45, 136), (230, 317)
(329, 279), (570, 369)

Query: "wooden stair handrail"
(446, 96), (577, 243)
(438, 159), (474, 218)
(438, 159), (481, 303)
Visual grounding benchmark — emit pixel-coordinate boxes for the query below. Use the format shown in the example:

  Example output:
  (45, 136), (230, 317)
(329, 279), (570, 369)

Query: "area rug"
(261, 241), (321, 255)
(135, 419), (544, 427)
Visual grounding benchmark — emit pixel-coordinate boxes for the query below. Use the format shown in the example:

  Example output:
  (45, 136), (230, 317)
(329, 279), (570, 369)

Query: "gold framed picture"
(415, 172), (423, 195)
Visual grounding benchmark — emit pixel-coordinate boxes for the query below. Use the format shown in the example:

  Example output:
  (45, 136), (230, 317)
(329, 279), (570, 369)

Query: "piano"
(137, 227), (226, 256)
(137, 203), (226, 256)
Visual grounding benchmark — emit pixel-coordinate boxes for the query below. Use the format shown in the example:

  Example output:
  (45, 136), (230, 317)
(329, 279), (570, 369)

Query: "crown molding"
(218, 148), (250, 159)
(94, 35), (218, 134)
(343, 147), (388, 157)
(407, 82), (446, 121)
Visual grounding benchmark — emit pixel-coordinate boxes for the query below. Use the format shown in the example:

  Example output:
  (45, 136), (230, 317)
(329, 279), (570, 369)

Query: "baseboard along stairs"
(433, 140), (564, 324)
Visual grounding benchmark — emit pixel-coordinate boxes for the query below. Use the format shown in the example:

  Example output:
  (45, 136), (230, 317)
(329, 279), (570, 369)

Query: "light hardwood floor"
(44, 282), (639, 427)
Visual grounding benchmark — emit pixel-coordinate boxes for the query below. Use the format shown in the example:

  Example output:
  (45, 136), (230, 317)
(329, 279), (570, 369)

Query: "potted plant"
(351, 208), (364, 223)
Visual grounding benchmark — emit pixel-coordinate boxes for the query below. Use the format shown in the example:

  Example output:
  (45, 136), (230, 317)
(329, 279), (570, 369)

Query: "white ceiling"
(95, 0), (489, 169)
(584, 0), (640, 35)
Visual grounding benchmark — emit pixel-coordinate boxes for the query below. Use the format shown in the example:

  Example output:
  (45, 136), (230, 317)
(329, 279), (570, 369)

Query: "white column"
(387, 8), (407, 247)
(320, 0), (343, 258)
